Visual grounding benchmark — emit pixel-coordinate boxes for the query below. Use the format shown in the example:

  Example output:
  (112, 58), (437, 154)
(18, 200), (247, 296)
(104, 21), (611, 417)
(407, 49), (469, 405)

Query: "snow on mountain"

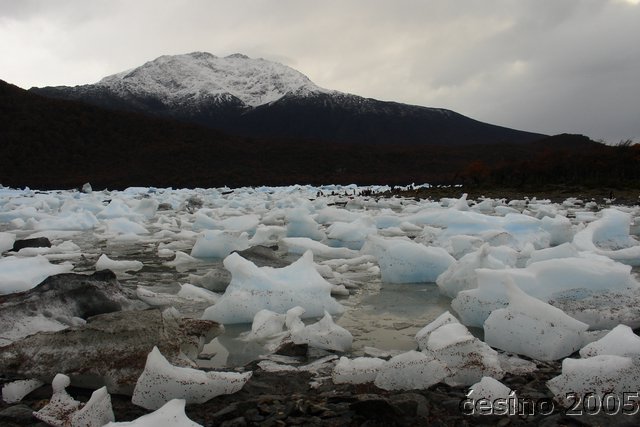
(96, 52), (333, 108)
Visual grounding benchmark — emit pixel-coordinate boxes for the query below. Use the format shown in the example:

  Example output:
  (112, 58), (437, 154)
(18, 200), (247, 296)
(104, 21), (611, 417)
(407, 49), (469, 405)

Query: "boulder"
(0, 308), (223, 395)
(11, 237), (51, 252)
(0, 270), (146, 346)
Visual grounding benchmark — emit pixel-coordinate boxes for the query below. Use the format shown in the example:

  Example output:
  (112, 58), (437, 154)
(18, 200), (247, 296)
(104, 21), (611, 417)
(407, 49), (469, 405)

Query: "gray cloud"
(1, 0), (638, 142)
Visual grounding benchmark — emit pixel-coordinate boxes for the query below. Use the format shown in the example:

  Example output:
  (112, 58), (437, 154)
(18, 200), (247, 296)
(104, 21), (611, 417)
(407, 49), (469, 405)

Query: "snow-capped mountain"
(31, 53), (544, 145)
(96, 52), (332, 108)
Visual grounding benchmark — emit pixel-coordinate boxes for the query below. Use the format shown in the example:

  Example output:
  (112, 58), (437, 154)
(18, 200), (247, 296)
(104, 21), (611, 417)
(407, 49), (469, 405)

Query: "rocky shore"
(4, 355), (639, 427)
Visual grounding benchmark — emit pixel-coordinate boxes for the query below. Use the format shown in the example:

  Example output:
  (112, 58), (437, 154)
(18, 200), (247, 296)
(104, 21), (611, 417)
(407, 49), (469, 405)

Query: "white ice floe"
(132, 347), (252, 410)
(525, 242), (579, 266)
(2, 379), (44, 404)
(326, 217), (377, 250)
(373, 350), (449, 391)
(332, 356), (386, 384)
(452, 254), (638, 327)
(484, 280), (589, 361)
(436, 244), (511, 298)
(33, 373), (114, 427)
(95, 254), (143, 273)
(288, 308), (353, 352)
(282, 237), (359, 259)
(286, 208), (326, 241)
(0, 231), (15, 253)
(105, 399), (202, 427)
(579, 324), (640, 358)
(177, 284), (220, 303)
(363, 235), (454, 283)
(416, 311), (503, 386)
(0, 255), (73, 295)
(243, 306), (352, 352)
(202, 251), (344, 324)
(190, 230), (250, 259)
(547, 355), (640, 408)
(574, 208), (640, 265)
(240, 309), (287, 343)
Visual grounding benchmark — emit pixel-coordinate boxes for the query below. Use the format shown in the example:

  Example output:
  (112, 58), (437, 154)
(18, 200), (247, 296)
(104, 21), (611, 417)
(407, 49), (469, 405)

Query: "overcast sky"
(1, 0), (639, 143)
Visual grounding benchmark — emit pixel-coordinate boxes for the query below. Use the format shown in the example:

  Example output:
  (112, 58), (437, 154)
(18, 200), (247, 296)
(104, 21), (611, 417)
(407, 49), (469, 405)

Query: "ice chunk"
(579, 324), (640, 358)
(202, 251), (344, 324)
(484, 280), (589, 361)
(98, 198), (140, 219)
(525, 242), (579, 265)
(464, 377), (516, 416)
(289, 309), (353, 352)
(240, 309), (287, 342)
(104, 218), (149, 235)
(326, 217), (377, 250)
(373, 350), (449, 391)
(177, 284), (220, 303)
(282, 237), (359, 259)
(96, 254), (143, 273)
(417, 312), (503, 386)
(2, 379), (44, 404)
(414, 311), (459, 349)
(452, 255), (638, 327)
(547, 355), (640, 408)
(286, 208), (326, 241)
(33, 373), (114, 427)
(574, 208), (640, 266)
(105, 399), (201, 426)
(71, 386), (115, 427)
(549, 288), (640, 329)
(0, 232), (15, 253)
(0, 255), (73, 295)
(132, 347), (251, 410)
(436, 244), (509, 298)
(190, 230), (250, 259)
(163, 251), (201, 270)
(33, 211), (100, 231)
(332, 356), (385, 384)
(364, 235), (454, 283)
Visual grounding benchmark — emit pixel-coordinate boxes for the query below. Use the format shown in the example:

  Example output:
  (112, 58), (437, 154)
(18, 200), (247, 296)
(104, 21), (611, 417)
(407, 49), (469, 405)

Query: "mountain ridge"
(3, 78), (635, 191)
(30, 52), (545, 145)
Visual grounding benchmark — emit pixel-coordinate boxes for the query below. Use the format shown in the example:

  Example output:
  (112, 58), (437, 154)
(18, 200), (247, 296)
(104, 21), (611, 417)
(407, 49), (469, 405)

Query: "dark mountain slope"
(3, 80), (633, 190)
(30, 52), (544, 146)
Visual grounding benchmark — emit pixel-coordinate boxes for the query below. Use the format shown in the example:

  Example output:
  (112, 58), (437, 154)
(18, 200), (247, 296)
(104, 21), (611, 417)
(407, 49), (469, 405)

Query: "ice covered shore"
(1, 184), (639, 425)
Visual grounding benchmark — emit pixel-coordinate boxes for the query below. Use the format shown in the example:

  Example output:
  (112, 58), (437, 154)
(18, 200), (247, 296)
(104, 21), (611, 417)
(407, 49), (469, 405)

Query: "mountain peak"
(96, 52), (330, 107)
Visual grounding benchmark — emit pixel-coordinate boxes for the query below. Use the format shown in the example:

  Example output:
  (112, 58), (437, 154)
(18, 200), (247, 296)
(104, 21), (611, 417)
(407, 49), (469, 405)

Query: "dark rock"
(11, 237), (51, 252)
(0, 404), (36, 425)
(234, 245), (287, 268)
(0, 308), (222, 395)
(389, 393), (429, 418)
(274, 341), (308, 357)
(0, 271), (146, 345)
(220, 416), (246, 427)
(349, 395), (398, 422)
